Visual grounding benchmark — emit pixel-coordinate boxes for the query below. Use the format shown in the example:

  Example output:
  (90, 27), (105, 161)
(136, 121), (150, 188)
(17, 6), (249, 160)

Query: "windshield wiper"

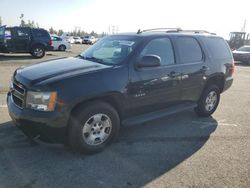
(80, 55), (105, 64)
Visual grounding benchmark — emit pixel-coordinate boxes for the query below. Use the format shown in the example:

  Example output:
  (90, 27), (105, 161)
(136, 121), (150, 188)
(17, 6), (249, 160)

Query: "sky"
(0, 0), (249, 39)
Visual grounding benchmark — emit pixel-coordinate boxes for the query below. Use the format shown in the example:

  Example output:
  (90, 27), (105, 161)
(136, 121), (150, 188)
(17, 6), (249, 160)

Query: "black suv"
(7, 28), (234, 153)
(0, 26), (52, 58)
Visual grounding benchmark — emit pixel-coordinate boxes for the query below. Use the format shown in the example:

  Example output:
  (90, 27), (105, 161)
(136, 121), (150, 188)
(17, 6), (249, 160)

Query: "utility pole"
(241, 19), (247, 32)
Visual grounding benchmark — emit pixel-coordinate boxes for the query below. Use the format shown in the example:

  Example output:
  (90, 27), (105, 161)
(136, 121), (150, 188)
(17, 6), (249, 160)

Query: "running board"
(122, 103), (197, 126)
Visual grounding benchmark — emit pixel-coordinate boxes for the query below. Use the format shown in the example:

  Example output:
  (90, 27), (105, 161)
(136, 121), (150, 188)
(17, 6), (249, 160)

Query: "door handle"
(200, 66), (209, 72)
(169, 71), (181, 77)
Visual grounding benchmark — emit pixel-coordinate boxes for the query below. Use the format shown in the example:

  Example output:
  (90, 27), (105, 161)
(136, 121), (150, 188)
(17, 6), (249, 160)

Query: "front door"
(127, 37), (182, 115)
(0, 26), (6, 51)
(12, 27), (30, 52)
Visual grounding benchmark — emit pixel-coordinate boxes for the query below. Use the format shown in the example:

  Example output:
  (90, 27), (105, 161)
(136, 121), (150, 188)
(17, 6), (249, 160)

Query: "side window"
(5, 29), (12, 40)
(51, 36), (56, 41)
(33, 29), (48, 37)
(205, 38), (232, 59)
(177, 37), (203, 63)
(140, 38), (175, 66)
(16, 28), (29, 37)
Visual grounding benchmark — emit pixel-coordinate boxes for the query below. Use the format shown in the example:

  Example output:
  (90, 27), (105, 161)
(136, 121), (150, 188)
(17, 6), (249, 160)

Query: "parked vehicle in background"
(51, 36), (71, 51)
(228, 32), (250, 50)
(67, 37), (75, 44)
(7, 28), (234, 154)
(0, 26), (52, 58)
(82, 35), (96, 44)
(73, 36), (82, 44)
(232, 45), (250, 63)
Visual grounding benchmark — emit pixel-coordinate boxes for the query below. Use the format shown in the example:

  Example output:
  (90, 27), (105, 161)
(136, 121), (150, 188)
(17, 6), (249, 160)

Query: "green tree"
(19, 14), (38, 28)
(20, 13), (26, 27)
(58, 29), (64, 36)
(90, 30), (98, 37)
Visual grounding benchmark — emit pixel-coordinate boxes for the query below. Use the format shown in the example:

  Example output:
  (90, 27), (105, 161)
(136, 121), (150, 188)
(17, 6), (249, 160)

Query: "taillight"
(228, 60), (235, 76)
(49, 38), (52, 45)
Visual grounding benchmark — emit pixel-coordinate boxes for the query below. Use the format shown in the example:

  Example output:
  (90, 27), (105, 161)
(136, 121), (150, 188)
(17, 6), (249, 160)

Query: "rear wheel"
(195, 85), (220, 117)
(68, 101), (120, 154)
(58, 45), (66, 51)
(31, 45), (45, 58)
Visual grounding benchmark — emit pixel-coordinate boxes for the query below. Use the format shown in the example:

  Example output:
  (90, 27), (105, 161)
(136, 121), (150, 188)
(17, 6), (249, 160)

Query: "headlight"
(26, 91), (57, 111)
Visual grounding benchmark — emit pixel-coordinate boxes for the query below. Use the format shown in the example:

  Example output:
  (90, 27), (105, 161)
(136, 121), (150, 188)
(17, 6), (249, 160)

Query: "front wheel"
(68, 101), (120, 154)
(195, 85), (220, 117)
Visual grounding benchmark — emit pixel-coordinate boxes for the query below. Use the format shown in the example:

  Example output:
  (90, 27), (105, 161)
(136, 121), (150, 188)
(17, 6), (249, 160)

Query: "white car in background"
(82, 35), (97, 44)
(66, 37), (75, 44)
(51, 36), (71, 51)
(73, 36), (82, 44)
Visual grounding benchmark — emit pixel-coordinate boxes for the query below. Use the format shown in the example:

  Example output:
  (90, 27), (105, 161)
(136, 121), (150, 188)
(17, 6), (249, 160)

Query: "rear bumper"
(7, 93), (68, 143)
(46, 45), (54, 51)
(223, 77), (233, 92)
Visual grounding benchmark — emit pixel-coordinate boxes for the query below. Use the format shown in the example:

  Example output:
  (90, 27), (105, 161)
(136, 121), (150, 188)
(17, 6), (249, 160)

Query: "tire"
(68, 101), (120, 154)
(195, 85), (220, 117)
(31, 45), (45, 58)
(58, 45), (66, 51)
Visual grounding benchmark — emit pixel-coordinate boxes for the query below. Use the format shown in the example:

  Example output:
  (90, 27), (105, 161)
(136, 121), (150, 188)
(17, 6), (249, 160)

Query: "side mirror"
(137, 55), (161, 68)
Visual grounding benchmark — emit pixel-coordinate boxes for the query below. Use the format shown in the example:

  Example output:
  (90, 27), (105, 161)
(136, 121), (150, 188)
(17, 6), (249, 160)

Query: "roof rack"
(137, 28), (182, 34)
(137, 28), (216, 35)
(177, 30), (216, 35)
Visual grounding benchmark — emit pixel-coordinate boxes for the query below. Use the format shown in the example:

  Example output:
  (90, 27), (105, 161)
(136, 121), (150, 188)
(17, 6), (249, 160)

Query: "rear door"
(173, 36), (206, 102)
(12, 27), (30, 52)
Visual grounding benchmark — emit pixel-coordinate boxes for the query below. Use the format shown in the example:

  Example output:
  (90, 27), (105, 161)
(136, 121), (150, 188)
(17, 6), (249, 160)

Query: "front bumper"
(7, 93), (69, 143)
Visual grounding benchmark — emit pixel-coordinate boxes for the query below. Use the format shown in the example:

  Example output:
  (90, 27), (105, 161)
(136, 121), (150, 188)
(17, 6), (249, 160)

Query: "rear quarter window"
(32, 29), (49, 38)
(205, 37), (232, 59)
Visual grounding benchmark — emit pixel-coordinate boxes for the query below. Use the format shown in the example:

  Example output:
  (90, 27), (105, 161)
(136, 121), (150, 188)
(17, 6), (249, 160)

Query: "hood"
(15, 57), (112, 86)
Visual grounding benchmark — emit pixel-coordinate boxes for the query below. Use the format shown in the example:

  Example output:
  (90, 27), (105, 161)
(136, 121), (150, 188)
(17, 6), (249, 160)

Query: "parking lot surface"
(0, 45), (249, 188)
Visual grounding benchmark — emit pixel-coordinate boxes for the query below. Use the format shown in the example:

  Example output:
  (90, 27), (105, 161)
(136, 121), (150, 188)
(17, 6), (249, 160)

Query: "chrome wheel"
(34, 48), (43, 57)
(205, 91), (217, 112)
(82, 114), (112, 146)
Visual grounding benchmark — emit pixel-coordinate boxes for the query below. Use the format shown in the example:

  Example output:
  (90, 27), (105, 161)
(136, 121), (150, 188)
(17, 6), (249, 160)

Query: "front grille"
(13, 82), (25, 94)
(11, 81), (26, 109)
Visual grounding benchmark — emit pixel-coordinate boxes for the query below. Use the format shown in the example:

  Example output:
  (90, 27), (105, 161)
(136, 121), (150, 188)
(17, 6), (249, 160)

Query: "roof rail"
(137, 28), (216, 35)
(137, 27), (182, 34)
(177, 30), (216, 35)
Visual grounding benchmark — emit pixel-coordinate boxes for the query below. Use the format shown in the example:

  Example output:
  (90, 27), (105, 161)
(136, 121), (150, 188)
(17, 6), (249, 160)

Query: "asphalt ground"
(0, 45), (249, 188)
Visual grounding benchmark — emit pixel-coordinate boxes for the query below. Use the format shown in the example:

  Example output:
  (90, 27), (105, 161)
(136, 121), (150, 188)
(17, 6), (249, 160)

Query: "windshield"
(80, 36), (140, 65)
(0, 26), (5, 36)
(237, 46), (250, 52)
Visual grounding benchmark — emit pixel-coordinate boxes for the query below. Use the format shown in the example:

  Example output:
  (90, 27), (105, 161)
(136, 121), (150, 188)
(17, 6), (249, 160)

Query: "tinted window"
(140, 38), (175, 66)
(177, 37), (203, 63)
(33, 29), (48, 37)
(205, 37), (231, 59)
(16, 28), (29, 37)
